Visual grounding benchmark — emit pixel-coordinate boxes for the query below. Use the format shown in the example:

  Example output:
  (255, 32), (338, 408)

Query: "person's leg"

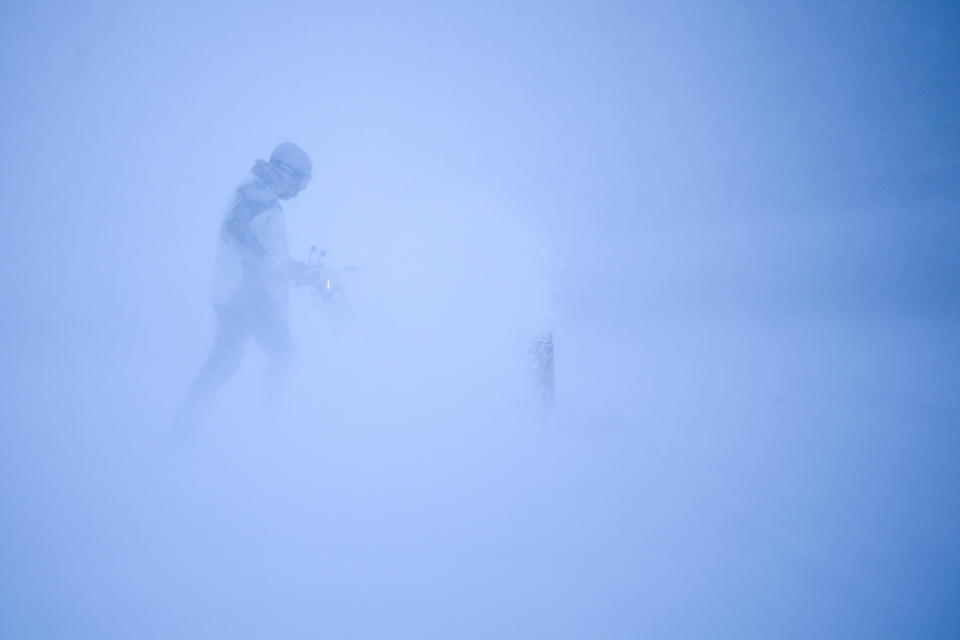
(251, 303), (294, 410)
(532, 331), (555, 412)
(177, 306), (250, 425)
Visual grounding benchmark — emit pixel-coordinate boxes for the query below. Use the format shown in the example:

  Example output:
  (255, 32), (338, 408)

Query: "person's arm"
(248, 207), (305, 281)
(222, 194), (269, 259)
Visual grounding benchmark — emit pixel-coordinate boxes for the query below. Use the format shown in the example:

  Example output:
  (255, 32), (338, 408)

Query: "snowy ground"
(2, 312), (957, 639)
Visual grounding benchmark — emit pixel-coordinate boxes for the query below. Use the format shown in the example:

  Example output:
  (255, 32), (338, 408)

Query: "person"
(532, 330), (555, 411)
(177, 142), (314, 425)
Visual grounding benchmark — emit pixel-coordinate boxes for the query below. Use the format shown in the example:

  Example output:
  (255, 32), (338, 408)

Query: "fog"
(2, 1), (959, 637)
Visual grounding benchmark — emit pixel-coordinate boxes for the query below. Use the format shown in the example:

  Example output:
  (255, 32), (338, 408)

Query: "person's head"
(267, 142), (312, 199)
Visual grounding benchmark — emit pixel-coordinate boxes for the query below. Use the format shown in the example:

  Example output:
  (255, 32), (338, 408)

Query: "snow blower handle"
(309, 245), (327, 267)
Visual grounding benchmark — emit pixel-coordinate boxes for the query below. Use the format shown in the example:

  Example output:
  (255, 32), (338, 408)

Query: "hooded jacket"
(211, 168), (292, 309)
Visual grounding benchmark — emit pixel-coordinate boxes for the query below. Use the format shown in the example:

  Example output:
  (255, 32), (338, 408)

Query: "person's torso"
(211, 178), (289, 307)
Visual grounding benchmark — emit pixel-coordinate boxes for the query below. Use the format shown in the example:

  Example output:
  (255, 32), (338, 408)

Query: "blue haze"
(1, 1), (959, 638)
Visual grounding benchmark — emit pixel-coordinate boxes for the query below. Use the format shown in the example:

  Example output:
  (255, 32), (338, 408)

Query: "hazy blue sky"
(2, 1), (958, 328)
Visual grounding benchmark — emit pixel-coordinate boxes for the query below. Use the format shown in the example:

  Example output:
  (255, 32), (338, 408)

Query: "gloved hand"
(287, 260), (322, 286)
